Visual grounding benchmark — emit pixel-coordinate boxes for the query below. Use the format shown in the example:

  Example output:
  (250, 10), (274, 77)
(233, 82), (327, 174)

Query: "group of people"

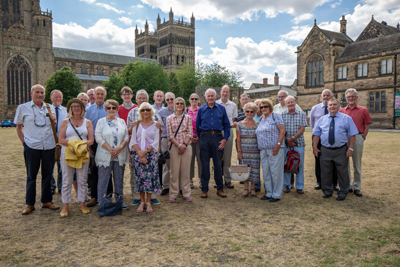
(14, 83), (371, 216)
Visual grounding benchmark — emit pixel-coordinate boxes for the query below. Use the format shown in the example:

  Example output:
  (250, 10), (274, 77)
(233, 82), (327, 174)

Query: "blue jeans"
(23, 143), (55, 205)
(284, 147), (305, 190)
(261, 148), (284, 199)
(51, 160), (62, 191)
(199, 133), (224, 192)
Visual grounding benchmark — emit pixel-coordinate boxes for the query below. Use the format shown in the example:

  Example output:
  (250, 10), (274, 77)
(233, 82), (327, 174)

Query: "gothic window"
(43, 19), (45, 26)
(357, 63), (368, 77)
(307, 55), (323, 87)
(369, 91), (386, 112)
(97, 67), (102, 75)
(338, 66), (347, 80)
(82, 66), (87, 74)
(59, 64), (64, 70)
(381, 59), (392, 75)
(176, 55), (179, 65)
(181, 56), (184, 63)
(88, 83), (91, 89)
(138, 46), (145, 55)
(6, 55), (32, 105)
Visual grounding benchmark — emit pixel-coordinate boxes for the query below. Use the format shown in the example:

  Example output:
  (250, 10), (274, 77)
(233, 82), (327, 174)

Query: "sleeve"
(84, 106), (91, 120)
(127, 110), (133, 127)
(312, 119), (322, 136)
(301, 112), (308, 127)
(155, 112), (163, 125)
(186, 115), (193, 139)
(295, 104), (303, 111)
(233, 104), (238, 119)
(14, 105), (24, 124)
(275, 113), (284, 125)
(95, 119), (106, 147)
(310, 106), (316, 129)
(129, 124), (138, 150)
(151, 127), (160, 151)
(347, 117), (360, 137)
(121, 119), (129, 142)
(363, 108), (372, 125)
(195, 107), (201, 138)
(222, 107), (231, 139)
(167, 115), (174, 141)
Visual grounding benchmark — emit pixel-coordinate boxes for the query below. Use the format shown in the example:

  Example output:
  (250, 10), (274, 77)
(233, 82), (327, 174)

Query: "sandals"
(190, 180), (194, 189)
(136, 202), (145, 213)
(251, 189), (257, 198)
(242, 189), (249, 198)
(145, 202), (153, 213)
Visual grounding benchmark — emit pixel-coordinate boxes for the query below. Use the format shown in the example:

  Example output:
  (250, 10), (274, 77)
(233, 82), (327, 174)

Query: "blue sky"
(42, 0), (400, 87)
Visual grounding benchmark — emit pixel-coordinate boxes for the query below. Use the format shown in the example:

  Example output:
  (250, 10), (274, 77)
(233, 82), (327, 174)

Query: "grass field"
(0, 128), (399, 266)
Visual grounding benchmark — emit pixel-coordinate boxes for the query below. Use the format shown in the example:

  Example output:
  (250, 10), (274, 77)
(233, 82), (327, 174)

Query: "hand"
(155, 121), (162, 129)
(178, 144), (186, 154)
(346, 149), (353, 158)
(89, 147), (94, 157)
(191, 137), (199, 144)
(130, 120), (137, 129)
(218, 139), (227, 150)
(49, 113), (56, 122)
(287, 138), (295, 148)
(272, 144), (280, 156)
(137, 150), (147, 158)
(140, 156), (148, 164)
(110, 147), (121, 158)
(313, 147), (321, 157)
(237, 151), (242, 160)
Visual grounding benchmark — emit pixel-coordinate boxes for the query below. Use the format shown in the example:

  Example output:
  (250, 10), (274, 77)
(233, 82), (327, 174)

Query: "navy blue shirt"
(196, 102), (230, 139)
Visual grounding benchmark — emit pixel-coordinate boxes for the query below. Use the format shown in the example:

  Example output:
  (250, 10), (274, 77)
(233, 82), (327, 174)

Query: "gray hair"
(328, 98), (340, 105)
(31, 84), (45, 92)
(240, 93), (250, 99)
(165, 92), (175, 99)
(189, 93), (199, 99)
(285, 95), (296, 103)
(136, 89), (149, 100)
(205, 88), (217, 96)
(243, 102), (258, 113)
(321, 89), (333, 96)
(94, 86), (106, 95)
(345, 88), (358, 97)
(277, 90), (288, 96)
(50, 89), (63, 97)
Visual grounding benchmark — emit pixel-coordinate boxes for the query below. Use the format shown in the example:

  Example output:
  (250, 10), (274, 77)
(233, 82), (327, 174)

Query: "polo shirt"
(339, 104), (372, 134)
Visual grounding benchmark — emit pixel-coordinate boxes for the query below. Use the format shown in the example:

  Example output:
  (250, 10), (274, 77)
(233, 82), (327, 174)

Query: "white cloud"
(330, 0), (342, 9)
(95, 3), (125, 14)
(292, 13), (313, 24)
(79, 0), (95, 3)
(53, 19), (136, 56)
(132, 4), (144, 8)
(119, 17), (133, 26)
(280, 25), (313, 42)
(209, 38), (215, 45)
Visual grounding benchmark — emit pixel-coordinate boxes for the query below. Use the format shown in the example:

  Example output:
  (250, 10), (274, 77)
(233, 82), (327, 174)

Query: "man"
(339, 88), (372, 197)
(216, 85), (238, 189)
(234, 93), (250, 123)
(253, 99), (262, 122)
(85, 86), (121, 208)
(158, 92), (176, 195)
(196, 88), (231, 198)
(127, 89), (162, 206)
(281, 96), (308, 194)
(310, 89), (339, 191)
(153, 90), (165, 112)
(14, 84), (60, 215)
(86, 89), (95, 110)
(118, 86), (137, 124)
(273, 90), (302, 113)
(313, 99), (358, 201)
(50, 90), (67, 195)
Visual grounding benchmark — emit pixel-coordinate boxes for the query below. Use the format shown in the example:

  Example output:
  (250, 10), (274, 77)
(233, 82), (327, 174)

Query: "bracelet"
(178, 144), (181, 148)
(183, 142), (188, 146)
(238, 150), (242, 152)
(147, 147), (150, 152)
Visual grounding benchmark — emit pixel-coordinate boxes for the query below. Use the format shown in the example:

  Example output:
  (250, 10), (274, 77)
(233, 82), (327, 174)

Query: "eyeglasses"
(176, 103), (184, 106)
(260, 105), (269, 110)
(106, 106), (117, 110)
(166, 98), (174, 102)
(32, 106), (46, 127)
(191, 98), (198, 101)
(71, 105), (81, 109)
(121, 94), (132, 97)
(278, 96), (286, 99)
(245, 110), (254, 114)
(140, 109), (151, 112)
(346, 96), (356, 98)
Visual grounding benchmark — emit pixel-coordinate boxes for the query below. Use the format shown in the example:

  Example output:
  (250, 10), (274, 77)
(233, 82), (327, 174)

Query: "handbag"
(68, 118), (96, 168)
(98, 160), (123, 217)
(159, 115), (185, 164)
(45, 103), (61, 161)
(229, 160), (251, 182)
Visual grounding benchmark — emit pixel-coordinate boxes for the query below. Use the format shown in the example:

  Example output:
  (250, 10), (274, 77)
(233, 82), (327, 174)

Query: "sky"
(42, 0), (400, 88)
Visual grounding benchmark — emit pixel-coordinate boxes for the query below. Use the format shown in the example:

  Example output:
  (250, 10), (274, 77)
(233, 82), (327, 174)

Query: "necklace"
(242, 120), (255, 138)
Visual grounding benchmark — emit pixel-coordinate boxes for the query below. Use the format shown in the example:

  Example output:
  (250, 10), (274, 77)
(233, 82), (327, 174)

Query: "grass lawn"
(0, 128), (399, 266)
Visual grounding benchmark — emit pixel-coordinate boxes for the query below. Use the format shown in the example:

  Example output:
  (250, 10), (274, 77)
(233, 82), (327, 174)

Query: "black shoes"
(323, 195), (332, 198)
(336, 197), (345, 201)
(261, 196), (271, 200)
(354, 190), (362, 197)
(160, 188), (169, 196)
(314, 184), (321, 190)
(333, 186), (339, 191)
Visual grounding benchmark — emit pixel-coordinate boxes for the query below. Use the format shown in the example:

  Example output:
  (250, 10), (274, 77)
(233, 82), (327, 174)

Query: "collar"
(217, 99), (233, 106)
(31, 100), (45, 109)
(122, 102), (134, 109)
(345, 104), (359, 110)
(95, 103), (104, 109)
(173, 113), (184, 118)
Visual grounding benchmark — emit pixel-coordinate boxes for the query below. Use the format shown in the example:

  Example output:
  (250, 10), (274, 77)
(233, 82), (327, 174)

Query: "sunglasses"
(191, 98), (198, 101)
(260, 105), (269, 110)
(176, 103), (184, 106)
(140, 109), (151, 112)
(166, 98), (174, 101)
(106, 106), (117, 110)
(245, 110), (254, 114)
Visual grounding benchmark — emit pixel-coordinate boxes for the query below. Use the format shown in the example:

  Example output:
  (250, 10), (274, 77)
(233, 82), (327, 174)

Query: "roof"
(319, 29), (353, 45)
(356, 18), (400, 42)
(339, 33), (400, 58)
(244, 85), (297, 96)
(75, 74), (109, 82)
(53, 47), (156, 65)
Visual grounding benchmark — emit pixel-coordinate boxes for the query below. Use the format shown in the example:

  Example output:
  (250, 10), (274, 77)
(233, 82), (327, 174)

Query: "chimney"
(340, 15), (347, 34)
(274, 72), (279, 86)
(381, 21), (387, 26)
(263, 78), (268, 86)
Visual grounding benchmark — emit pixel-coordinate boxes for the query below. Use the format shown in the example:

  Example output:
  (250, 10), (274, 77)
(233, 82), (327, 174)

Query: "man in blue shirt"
(312, 99), (358, 201)
(196, 88), (231, 198)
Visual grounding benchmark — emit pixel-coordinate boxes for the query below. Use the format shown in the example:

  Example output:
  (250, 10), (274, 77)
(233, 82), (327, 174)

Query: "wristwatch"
(183, 142), (188, 146)
(292, 136), (297, 142)
(147, 147), (150, 152)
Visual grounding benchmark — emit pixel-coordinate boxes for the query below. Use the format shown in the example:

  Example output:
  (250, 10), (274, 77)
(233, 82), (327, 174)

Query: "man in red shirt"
(118, 87), (137, 123)
(339, 88), (372, 197)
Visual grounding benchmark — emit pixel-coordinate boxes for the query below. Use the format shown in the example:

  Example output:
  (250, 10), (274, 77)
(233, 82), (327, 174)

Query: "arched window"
(176, 55), (179, 65)
(7, 55), (32, 105)
(97, 67), (102, 75)
(88, 83), (91, 90)
(307, 55), (323, 87)
(59, 64), (64, 70)
(82, 66), (87, 74)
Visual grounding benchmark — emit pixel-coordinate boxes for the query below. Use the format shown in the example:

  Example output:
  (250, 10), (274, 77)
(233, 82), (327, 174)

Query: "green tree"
(103, 72), (125, 103)
(173, 63), (200, 104)
(45, 66), (83, 106)
(168, 71), (181, 98)
(197, 62), (243, 88)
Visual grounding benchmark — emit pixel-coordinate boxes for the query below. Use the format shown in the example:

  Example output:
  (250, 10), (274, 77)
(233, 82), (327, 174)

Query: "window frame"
(369, 91), (386, 113)
(357, 62), (368, 78)
(380, 58), (393, 75)
(306, 54), (324, 87)
(338, 65), (347, 80)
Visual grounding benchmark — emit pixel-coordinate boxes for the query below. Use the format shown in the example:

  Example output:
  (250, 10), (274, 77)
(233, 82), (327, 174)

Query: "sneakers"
(121, 202), (129, 210)
(150, 199), (161, 205)
(131, 199), (141, 206)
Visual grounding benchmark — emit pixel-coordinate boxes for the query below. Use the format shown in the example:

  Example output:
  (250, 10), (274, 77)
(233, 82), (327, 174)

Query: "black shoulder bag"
(98, 159), (123, 217)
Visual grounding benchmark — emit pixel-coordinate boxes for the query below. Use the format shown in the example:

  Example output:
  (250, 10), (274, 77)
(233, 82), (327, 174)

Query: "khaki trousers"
(169, 145), (192, 198)
(222, 128), (234, 183)
(60, 154), (89, 204)
(347, 134), (364, 190)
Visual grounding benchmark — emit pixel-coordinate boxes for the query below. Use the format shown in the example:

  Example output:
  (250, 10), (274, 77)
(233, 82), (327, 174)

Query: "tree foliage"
(197, 62), (243, 88)
(172, 63), (201, 104)
(45, 66), (83, 106)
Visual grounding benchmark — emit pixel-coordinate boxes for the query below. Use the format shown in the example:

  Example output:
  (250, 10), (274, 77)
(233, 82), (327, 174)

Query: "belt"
(322, 144), (347, 150)
(201, 130), (221, 134)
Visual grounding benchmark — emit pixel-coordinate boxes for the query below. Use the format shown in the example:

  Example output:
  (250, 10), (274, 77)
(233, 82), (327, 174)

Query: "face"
(254, 100), (261, 114)
(328, 100), (340, 114)
(259, 103), (271, 115)
(321, 91), (333, 105)
(245, 108), (255, 119)
(140, 107), (151, 118)
(286, 98), (296, 110)
(121, 91), (133, 102)
(175, 101), (184, 112)
(153, 92), (164, 104)
(220, 87), (230, 100)
(205, 90), (216, 105)
(95, 88), (106, 104)
(345, 92), (358, 105)
(31, 86), (45, 105)
(87, 90), (95, 103)
(50, 92), (63, 107)
(71, 103), (82, 116)
(277, 92), (287, 104)
(190, 95), (199, 106)
(136, 94), (148, 106)
(240, 95), (249, 107)
(106, 105), (117, 115)
(165, 94), (175, 108)
(78, 96), (89, 108)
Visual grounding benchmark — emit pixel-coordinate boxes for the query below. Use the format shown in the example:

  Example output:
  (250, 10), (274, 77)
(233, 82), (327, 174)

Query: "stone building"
(296, 16), (400, 128)
(195, 86), (244, 108)
(135, 8), (195, 73)
(0, 0), (156, 120)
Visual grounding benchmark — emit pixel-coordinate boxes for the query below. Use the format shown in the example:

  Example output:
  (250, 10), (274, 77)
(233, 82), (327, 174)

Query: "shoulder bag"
(159, 115), (185, 165)
(45, 103), (62, 161)
(98, 160), (123, 217)
(229, 122), (251, 181)
(69, 118), (96, 168)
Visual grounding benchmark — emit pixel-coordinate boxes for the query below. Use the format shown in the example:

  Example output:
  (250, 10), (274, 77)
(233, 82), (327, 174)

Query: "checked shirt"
(281, 110), (308, 147)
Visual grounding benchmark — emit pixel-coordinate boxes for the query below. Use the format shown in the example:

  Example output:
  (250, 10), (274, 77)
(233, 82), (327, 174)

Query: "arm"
(236, 126), (242, 160)
(313, 135), (321, 157)
(58, 120), (69, 146)
(272, 124), (285, 156)
(16, 124), (24, 144)
(346, 135), (355, 158)
(363, 124), (369, 139)
(287, 126), (305, 148)
(310, 106), (315, 129)
(86, 120), (94, 147)
(195, 107), (201, 138)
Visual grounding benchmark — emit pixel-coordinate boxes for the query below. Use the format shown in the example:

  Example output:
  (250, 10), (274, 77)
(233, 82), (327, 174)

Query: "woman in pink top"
(187, 93), (201, 189)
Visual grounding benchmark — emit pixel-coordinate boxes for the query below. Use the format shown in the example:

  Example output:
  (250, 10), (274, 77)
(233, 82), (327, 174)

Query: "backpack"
(284, 149), (300, 174)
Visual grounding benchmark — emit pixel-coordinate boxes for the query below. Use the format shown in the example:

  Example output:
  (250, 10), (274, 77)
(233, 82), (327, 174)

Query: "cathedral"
(0, 0), (195, 120)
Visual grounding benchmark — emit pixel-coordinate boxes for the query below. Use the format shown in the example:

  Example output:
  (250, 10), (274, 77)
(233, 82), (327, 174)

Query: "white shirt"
(216, 99), (238, 126)
(51, 104), (67, 136)
(273, 103), (302, 114)
(14, 101), (56, 150)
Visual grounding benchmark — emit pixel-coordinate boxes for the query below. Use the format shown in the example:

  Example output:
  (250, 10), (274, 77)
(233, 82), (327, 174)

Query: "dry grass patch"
(0, 128), (399, 266)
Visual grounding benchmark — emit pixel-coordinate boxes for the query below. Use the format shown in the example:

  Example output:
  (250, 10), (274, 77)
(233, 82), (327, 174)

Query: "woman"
(255, 99), (285, 202)
(95, 100), (129, 210)
(77, 92), (89, 109)
(236, 102), (260, 198)
(130, 103), (161, 212)
(59, 99), (94, 217)
(167, 97), (193, 202)
(187, 93), (201, 189)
